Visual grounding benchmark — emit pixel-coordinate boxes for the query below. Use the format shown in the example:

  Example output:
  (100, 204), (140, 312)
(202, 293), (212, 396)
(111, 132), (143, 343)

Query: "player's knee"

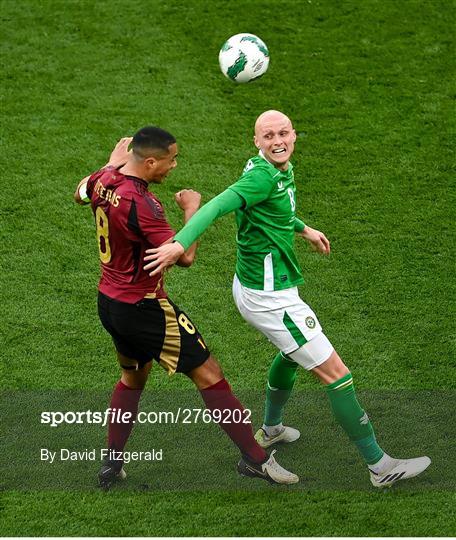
(205, 355), (224, 377)
(187, 355), (224, 389)
(287, 332), (334, 371)
(308, 346), (349, 385)
(121, 370), (149, 390)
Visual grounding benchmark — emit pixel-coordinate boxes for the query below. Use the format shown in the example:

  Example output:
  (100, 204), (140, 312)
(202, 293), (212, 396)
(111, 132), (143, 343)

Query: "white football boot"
(254, 426), (301, 448)
(237, 449), (299, 484)
(369, 455), (431, 487)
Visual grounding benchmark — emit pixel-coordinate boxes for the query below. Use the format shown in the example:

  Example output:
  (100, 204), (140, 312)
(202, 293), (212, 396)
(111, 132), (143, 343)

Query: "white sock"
(369, 452), (394, 474)
(263, 423), (283, 437)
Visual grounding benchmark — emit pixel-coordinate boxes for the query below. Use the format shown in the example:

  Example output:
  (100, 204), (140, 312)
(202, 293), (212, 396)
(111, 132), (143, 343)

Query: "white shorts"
(232, 274), (333, 370)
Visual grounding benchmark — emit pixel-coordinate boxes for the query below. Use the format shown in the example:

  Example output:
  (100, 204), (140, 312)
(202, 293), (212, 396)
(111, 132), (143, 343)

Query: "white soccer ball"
(219, 33), (269, 83)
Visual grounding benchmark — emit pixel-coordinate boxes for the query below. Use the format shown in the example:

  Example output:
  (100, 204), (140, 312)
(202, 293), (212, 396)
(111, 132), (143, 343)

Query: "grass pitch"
(1, 0), (455, 536)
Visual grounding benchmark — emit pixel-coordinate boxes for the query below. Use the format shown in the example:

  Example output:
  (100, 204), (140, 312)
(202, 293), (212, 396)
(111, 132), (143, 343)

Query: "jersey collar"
(125, 174), (148, 188)
(258, 150), (293, 174)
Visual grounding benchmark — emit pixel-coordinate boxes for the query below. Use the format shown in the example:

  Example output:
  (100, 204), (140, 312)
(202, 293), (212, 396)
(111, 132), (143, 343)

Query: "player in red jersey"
(74, 126), (298, 488)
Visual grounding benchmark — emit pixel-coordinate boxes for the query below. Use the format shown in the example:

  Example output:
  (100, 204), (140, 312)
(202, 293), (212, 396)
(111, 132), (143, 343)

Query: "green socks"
(263, 352), (299, 427)
(326, 373), (384, 465)
(263, 357), (384, 466)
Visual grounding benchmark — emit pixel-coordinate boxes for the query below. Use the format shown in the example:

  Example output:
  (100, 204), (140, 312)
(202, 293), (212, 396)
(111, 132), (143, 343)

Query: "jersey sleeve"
(173, 189), (243, 250)
(294, 217), (306, 233)
(86, 169), (104, 199)
(227, 163), (276, 208)
(135, 195), (175, 248)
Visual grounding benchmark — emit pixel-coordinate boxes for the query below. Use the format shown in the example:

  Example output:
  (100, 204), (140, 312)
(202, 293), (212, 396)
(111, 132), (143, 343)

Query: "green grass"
(1, 0), (455, 536)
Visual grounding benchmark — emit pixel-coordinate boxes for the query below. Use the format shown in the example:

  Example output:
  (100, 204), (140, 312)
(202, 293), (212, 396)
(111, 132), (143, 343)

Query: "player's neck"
(259, 150), (290, 172)
(267, 158), (290, 172)
(277, 162), (289, 171)
(119, 164), (148, 183)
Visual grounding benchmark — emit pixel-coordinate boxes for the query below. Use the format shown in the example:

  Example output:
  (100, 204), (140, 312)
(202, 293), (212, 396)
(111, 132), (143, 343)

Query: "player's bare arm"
(144, 189), (244, 276)
(300, 225), (331, 255)
(73, 137), (133, 205)
(174, 189), (201, 267)
(147, 189), (202, 271)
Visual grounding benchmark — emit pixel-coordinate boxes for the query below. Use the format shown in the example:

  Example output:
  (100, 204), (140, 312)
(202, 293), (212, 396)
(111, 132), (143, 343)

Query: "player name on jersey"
(93, 179), (121, 207)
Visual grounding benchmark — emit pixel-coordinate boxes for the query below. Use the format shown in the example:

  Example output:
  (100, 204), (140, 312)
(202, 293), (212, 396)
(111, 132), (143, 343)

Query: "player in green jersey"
(143, 110), (431, 488)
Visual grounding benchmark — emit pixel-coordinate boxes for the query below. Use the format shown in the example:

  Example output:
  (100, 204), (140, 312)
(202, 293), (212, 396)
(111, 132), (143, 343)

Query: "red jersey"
(86, 167), (175, 303)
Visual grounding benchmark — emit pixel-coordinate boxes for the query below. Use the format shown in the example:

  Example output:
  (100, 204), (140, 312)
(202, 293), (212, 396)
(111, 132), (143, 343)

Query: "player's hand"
(106, 137), (133, 168)
(175, 189), (201, 212)
(300, 226), (330, 255)
(144, 241), (185, 276)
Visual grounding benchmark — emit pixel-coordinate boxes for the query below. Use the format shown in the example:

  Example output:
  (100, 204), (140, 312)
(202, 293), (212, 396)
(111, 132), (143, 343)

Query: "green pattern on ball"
(221, 41), (232, 52)
(241, 35), (269, 56)
(227, 52), (247, 80)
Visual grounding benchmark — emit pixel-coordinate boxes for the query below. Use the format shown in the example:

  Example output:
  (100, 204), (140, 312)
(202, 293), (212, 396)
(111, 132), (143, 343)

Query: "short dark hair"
(132, 126), (176, 157)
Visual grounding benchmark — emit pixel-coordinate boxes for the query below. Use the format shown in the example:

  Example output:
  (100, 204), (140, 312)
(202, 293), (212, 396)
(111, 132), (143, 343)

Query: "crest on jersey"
(243, 159), (254, 173)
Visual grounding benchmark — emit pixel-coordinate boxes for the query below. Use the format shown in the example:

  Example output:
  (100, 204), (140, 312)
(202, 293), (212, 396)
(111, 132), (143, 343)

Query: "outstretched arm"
(144, 188), (243, 276)
(294, 217), (306, 233)
(73, 137), (132, 205)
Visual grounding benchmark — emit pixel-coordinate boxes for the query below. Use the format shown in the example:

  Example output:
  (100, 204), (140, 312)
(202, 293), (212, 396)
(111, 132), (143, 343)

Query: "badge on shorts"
(305, 316), (316, 329)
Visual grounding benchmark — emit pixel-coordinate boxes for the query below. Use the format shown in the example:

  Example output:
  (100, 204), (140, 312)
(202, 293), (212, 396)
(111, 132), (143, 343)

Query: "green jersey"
(173, 152), (305, 292)
(228, 153), (304, 291)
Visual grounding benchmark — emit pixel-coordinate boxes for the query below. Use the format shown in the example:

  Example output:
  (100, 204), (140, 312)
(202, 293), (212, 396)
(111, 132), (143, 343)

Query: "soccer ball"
(219, 33), (269, 83)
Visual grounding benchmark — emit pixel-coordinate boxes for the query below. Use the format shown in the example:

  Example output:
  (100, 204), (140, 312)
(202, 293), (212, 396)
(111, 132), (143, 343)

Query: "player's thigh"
(285, 336), (349, 383)
(287, 332), (334, 371)
(98, 292), (158, 369)
(232, 275), (323, 355)
(153, 298), (211, 376)
(117, 352), (152, 389)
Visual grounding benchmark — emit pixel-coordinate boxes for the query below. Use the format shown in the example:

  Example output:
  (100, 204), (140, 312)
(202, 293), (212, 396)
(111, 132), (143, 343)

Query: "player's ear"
(292, 129), (297, 142)
(145, 156), (157, 169)
(254, 135), (260, 149)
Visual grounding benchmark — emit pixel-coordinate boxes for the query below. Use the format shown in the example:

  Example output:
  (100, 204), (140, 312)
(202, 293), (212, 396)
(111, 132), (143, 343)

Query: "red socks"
(107, 380), (142, 453)
(200, 378), (267, 464)
(107, 378), (267, 465)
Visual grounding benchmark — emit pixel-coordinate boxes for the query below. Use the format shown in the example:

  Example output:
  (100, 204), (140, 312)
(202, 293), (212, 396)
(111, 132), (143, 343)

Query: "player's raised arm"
(73, 137), (133, 205)
(144, 188), (243, 276)
(74, 175), (91, 205)
(173, 189), (201, 268)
